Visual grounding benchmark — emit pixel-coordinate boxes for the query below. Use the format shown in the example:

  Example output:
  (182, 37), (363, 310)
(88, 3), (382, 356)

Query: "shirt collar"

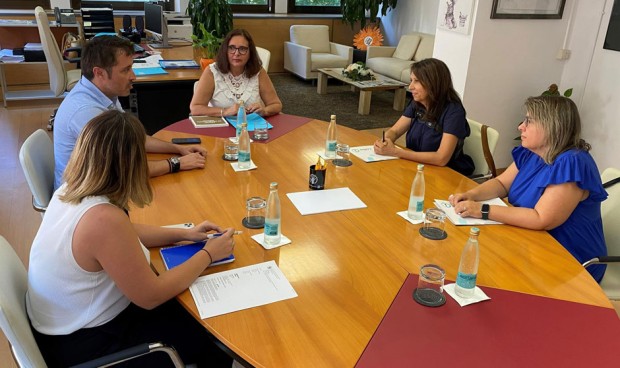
(79, 76), (119, 109)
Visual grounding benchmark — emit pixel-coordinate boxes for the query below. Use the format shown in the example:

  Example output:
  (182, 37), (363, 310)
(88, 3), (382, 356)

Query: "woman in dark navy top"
(373, 58), (474, 175)
(450, 96), (607, 282)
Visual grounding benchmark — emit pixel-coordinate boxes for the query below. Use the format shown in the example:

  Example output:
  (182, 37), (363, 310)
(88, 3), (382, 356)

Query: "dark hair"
(81, 36), (134, 81)
(410, 58), (462, 123)
(62, 110), (152, 209)
(215, 29), (262, 78)
(525, 95), (591, 164)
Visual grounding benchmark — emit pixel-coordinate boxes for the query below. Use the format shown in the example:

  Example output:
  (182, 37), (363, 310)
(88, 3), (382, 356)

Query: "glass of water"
(253, 116), (269, 141)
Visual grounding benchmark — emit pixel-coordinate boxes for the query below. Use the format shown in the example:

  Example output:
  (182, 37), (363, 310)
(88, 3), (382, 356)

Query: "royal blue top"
(509, 145), (607, 282)
(403, 101), (474, 175)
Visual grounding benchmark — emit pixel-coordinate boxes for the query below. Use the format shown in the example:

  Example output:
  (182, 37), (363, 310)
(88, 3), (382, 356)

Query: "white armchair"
(284, 25), (353, 80)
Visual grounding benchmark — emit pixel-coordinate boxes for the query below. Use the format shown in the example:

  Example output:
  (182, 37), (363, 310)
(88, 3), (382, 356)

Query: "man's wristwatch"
(481, 204), (490, 220)
(168, 156), (181, 173)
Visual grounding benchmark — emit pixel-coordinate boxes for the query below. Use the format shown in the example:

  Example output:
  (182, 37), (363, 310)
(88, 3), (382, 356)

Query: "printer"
(163, 12), (193, 42)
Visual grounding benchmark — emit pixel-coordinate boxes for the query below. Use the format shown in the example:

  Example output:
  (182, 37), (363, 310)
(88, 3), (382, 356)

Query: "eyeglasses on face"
(521, 116), (534, 128)
(227, 45), (249, 55)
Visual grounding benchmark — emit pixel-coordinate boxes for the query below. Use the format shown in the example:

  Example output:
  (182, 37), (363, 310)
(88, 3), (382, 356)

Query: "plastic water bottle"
(407, 164), (425, 220)
(455, 227), (480, 298)
(236, 100), (246, 139)
(264, 182), (281, 245)
(238, 122), (251, 169)
(325, 114), (337, 158)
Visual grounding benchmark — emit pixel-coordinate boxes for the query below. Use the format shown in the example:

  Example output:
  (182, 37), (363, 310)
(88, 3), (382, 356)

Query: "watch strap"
(481, 203), (490, 220)
(168, 157), (181, 173)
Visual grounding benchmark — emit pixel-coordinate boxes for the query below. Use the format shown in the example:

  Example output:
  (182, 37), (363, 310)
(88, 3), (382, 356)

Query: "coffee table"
(317, 68), (408, 115)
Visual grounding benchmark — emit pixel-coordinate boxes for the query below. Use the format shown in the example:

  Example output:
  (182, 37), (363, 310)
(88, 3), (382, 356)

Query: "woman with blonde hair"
(27, 110), (234, 367)
(450, 96), (607, 282)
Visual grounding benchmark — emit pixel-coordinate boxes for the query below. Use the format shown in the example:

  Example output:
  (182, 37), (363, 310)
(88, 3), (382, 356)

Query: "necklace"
(227, 73), (246, 100)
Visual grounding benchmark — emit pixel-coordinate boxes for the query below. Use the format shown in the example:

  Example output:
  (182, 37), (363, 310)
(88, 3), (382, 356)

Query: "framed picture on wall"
(491, 0), (566, 19)
(437, 0), (475, 35)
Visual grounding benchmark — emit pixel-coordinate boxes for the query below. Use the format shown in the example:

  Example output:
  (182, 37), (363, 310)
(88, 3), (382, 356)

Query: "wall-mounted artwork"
(438, 0), (475, 35)
(491, 0), (566, 19)
(604, 0), (620, 52)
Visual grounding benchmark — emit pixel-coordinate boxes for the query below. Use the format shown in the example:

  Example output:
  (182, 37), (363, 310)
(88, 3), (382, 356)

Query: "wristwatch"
(481, 204), (490, 220)
(168, 156), (181, 173)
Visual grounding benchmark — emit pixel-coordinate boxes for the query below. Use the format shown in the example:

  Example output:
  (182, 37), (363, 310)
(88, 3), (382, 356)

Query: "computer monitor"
(144, 2), (170, 48)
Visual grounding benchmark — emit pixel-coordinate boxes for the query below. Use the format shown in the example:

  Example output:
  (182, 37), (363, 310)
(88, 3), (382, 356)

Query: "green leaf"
(564, 88), (573, 98)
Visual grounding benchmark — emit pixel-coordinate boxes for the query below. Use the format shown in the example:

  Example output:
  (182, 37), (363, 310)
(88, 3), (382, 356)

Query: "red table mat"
(356, 274), (620, 367)
(163, 113), (313, 143)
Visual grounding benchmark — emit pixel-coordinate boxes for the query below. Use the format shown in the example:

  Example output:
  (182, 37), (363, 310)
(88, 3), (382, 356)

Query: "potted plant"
(341, 0), (398, 28)
(187, 0), (233, 40)
(192, 23), (222, 69)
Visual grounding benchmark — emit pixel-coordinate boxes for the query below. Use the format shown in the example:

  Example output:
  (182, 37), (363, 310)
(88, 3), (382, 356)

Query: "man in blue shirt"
(54, 36), (206, 190)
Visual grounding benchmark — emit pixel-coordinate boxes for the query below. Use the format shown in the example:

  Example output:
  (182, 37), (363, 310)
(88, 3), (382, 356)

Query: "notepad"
(160, 241), (235, 270)
(189, 116), (229, 128)
(133, 66), (168, 76)
(225, 113), (273, 132)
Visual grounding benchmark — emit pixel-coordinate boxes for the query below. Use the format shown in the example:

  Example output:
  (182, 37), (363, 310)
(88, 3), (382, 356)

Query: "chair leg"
(47, 109), (57, 131)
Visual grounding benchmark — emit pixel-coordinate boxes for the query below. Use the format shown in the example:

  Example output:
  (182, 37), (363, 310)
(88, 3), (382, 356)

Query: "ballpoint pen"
(382, 130), (385, 143)
(206, 230), (243, 239)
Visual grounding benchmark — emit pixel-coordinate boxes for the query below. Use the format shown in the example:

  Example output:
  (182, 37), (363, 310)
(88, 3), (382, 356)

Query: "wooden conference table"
(130, 119), (613, 367)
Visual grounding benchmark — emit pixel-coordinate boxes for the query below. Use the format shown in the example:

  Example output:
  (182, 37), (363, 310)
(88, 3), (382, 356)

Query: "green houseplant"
(192, 23), (222, 66)
(187, 0), (233, 41)
(341, 0), (398, 28)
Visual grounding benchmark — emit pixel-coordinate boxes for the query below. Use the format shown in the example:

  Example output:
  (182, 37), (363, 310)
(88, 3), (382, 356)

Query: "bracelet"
(201, 248), (213, 265)
(166, 158), (173, 173)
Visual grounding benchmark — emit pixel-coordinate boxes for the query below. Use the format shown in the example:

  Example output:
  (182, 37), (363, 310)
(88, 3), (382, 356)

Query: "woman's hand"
(246, 103), (263, 115)
(222, 103), (240, 117)
(203, 227), (235, 263)
(373, 138), (398, 156)
(452, 200), (483, 218)
(186, 220), (224, 242)
(448, 192), (470, 206)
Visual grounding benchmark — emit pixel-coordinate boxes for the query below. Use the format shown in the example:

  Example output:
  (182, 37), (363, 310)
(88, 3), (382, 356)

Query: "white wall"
(380, 0), (438, 45)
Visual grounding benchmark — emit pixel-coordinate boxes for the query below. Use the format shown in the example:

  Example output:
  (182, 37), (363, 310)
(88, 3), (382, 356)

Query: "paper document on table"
(350, 145), (398, 162)
(189, 261), (297, 319)
(287, 187), (367, 215)
(131, 54), (163, 68)
(434, 198), (506, 226)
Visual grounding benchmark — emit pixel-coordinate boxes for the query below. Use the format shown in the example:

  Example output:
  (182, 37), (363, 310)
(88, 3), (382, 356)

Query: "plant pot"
(200, 58), (215, 70)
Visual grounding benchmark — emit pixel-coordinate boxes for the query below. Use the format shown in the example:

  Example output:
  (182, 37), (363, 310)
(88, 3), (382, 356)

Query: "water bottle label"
(264, 222), (279, 236)
(456, 272), (477, 289)
(327, 141), (336, 151)
(239, 151), (250, 162)
(415, 200), (424, 212)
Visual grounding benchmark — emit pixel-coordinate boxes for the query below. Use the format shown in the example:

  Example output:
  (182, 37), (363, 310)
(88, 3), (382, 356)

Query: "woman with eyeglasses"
(450, 96), (607, 282)
(190, 29), (282, 117)
(373, 58), (475, 176)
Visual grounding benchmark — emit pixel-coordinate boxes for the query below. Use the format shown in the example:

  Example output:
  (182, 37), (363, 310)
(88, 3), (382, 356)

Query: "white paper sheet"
(286, 187), (367, 215)
(434, 198), (507, 226)
(189, 261), (297, 319)
(443, 283), (491, 307)
(349, 145), (398, 162)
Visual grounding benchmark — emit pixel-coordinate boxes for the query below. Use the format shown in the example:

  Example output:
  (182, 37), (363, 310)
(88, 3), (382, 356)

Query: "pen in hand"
(206, 230), (243, 239)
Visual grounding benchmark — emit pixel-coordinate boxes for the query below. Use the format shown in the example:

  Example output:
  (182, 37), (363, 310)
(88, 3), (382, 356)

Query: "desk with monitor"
(130, 119), (619, 367)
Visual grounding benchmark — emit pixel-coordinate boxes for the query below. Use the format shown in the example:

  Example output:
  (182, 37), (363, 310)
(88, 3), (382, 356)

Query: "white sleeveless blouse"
(209, 62), (263, 107)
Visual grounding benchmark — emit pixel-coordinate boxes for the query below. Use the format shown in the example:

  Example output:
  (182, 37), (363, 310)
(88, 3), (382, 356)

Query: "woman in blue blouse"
(450, 96), (607, 282)
(373, 58), (474, 175)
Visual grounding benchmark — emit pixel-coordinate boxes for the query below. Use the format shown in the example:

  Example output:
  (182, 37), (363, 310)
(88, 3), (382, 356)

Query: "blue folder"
(225, 112), (273, 132)
(160, 241), (235, 270)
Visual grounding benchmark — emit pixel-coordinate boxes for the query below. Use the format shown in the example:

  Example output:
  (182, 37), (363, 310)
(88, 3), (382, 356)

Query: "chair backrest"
(34, 6), (67, 96)
(464, 118), (499, 179)
(256, 46), (271, 73)
(602, 167), (620, 263)
(0, 235), (48, 367)
(290, 25), (330, 53)
(19, 130), (55, 215)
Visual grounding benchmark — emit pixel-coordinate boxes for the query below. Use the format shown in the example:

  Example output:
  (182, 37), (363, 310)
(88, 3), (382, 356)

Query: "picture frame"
(491, 0), (566, 19)
(437, 0), (475, 35)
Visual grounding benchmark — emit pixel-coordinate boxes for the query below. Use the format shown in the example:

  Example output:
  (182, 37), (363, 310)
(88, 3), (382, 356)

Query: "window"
(79, 1), (173, 11)
(228, 0), (273, 14)
(287, 0), (341, 14)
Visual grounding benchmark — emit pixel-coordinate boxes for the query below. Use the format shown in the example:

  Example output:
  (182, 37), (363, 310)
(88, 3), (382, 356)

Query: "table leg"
(393, 87), (406, 111)
(359, 90), (371, 115)
(317, 72), (327, 95)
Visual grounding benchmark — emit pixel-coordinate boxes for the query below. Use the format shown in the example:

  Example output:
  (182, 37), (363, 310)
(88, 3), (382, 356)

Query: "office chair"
(0, 235), (185, 368)
(18, 130), (55, 217)
(583, 167), (620, 299)
(463, 118), (499, 182)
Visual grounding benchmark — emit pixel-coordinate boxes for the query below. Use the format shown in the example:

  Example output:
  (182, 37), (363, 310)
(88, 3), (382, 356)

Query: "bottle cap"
(270, 182), (278, 189)
(470, 227), (480, 235)
(417, 164), (424, 171)
(330, 114), (336, 120)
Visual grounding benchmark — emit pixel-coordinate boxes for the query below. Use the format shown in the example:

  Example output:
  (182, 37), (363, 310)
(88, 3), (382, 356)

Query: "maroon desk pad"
(163, 113), (313, 143)
(356, 274), (620, 367)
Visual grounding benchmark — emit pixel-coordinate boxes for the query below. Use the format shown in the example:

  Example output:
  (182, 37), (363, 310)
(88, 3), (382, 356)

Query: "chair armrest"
(367, 46), (396, 59)
(582, 256), (620, 268)
(284, 41), (312, 77)
(70, 342), (183, 368)
(330, 42), (353, 63)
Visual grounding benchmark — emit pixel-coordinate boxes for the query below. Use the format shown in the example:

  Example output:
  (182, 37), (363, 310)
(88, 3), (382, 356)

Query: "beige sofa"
(365, 32), (435, 84)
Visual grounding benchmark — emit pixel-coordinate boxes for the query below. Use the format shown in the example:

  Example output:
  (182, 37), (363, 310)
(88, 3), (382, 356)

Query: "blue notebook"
(160, 241), (235, 270)
(133, 67), (168, 76)
(225, 112), (273, 132)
